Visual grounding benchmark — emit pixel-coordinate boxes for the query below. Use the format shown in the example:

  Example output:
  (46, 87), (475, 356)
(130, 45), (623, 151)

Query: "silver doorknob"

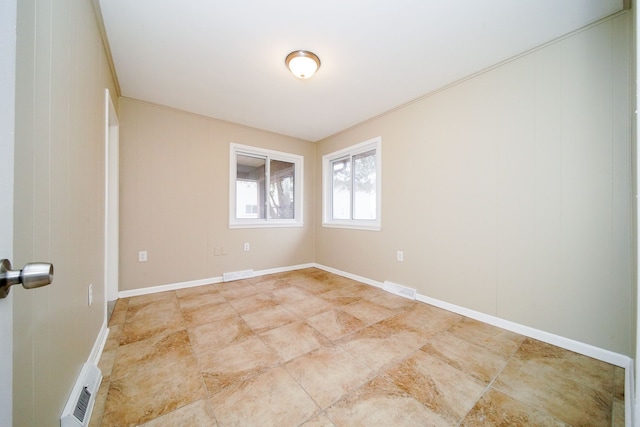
(0, 259), (53, 298)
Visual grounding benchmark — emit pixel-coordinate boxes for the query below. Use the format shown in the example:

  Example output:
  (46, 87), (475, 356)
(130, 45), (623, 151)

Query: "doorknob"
(0, 259), (53, 299)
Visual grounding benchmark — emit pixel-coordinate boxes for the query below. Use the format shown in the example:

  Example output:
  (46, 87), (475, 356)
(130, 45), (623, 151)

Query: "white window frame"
(322, 136), (381, 231)
(229, 143), (303, 228)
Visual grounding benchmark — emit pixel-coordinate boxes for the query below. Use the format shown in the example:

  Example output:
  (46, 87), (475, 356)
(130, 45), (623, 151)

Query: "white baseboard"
(117, 263), (316, 299)
(314, 264), (383, 289)
(255, 263), (315, 277)
(89, 321), (109, 366)
(118, 276), (224, 299)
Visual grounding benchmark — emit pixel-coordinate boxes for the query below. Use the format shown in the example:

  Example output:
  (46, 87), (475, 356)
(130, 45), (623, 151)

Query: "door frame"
(104, 89), (119, 305)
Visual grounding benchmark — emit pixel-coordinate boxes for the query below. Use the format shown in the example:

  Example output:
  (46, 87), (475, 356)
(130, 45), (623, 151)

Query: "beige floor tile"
(181, 300), (238, 328)
(97, 269), (624, 426)
(97, 349), (117, 377)
(420, 331), (509, 383)
(336, 322), (421, 372)
(342, 282), (386, 299)
(108, 298), (129, 326)
(512, 338), (615, 394)
(102, 355), (205, 426)
(493, 356), (612, 426)
(383, 350), (486, 424)
(197, 335), (279, 394)
(251, 277), (291, 293)
(241, 304), (298, 333)
(261, 321), (329, 362)
(209, 366), (319, 427)
(216, 282), (260, 301)
(306, 309), (366, 341)
(177, 291), (226, 310)
(227, 291), (278, 314)
(127, 290), (175, 307)
(103, 324), (121, 352)
(272, 286), (316, 305)
(138, 399), (218, 426)
(447, 317), (524, 358)
(386, 303), (462, 338)
(285, 346), (375, 409)
(112, 330), (192, 380)
(326, 376), (451, 427)
(300, 412), (336, 427)
(119, 296), (185, 345)
(188, 315), (253, 354)
(292, 278), (338, 295)
(174, 283), (218, 299)
(460, 388), (565, 426)
(341, 299), (398, 325)
(366, 292), (415, 310)
(88, 377), (109, 427)
(282, 295), (333, 318)
(318, 288), (362, 306)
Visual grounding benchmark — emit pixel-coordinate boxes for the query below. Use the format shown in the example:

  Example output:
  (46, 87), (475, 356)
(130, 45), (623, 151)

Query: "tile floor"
(90, 268), (625, 427)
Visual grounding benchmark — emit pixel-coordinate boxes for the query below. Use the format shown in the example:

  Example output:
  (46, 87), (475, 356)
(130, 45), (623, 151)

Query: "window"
(322, 137), (381, 230)
(230, 143), (303, 228)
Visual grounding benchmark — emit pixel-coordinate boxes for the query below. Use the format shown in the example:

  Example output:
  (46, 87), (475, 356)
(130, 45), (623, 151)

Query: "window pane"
(269, 159), (295, 219)
(353, 149), (376, 220)
(236, 154), (265, 219)
(332, 157), (351, 219)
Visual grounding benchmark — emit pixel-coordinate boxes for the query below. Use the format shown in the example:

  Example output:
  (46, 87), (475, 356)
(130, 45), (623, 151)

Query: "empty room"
(1, 0), (637, 426)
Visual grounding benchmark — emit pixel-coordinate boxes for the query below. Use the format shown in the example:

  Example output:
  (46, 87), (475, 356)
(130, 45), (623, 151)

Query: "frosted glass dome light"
(285, 50), (321, 79)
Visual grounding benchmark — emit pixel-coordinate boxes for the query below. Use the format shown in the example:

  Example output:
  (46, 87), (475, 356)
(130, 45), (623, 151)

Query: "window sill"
(229, 221), (303, 229)
(322, 221), (381, 231)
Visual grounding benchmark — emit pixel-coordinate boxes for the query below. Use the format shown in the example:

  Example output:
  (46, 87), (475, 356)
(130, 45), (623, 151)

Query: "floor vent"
(223, 269), (254, 282)
(61, 363), (102, 427)
(383, 281), (417, 300)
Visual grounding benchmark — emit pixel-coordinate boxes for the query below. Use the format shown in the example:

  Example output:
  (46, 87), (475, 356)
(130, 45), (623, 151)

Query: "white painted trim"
(88, 321), (109, 366)
(117, 263), (315, 299)
(313, 263), (633, 369)
(118, 276), (224, 298)
(626, 359), (634, 427)
(254, 263), (315, 277)
(321, 136), (382, 231)
(314, 264), (383, 289)
(104, 89), (119, 303)
(229, 142), (304, 229)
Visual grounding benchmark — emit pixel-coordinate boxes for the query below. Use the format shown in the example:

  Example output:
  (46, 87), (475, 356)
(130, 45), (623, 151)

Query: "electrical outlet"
(397, 251), (404, 262)
(243, 242), (250, 252)
(88, 283), (93, 306)
(139, 251), (148, 262)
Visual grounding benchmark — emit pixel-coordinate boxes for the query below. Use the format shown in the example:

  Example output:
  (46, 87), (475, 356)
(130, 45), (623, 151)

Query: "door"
(0, 0), (17, 423)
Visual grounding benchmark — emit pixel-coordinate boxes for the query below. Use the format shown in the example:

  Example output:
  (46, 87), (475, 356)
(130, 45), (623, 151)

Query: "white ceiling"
(98, 0), (623, 142)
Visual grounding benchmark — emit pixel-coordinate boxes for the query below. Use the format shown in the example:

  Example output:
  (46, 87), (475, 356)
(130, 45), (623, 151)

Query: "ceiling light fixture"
(285, 50), (321, 79)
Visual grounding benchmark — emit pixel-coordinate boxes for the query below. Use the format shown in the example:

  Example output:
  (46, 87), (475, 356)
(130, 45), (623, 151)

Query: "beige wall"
(13, 0), (117, 425)
(316, 13), (634, 355)
(118, 98), (315, 291)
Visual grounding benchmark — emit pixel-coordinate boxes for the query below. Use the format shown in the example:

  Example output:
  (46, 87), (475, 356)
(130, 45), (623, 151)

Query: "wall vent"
(383, 281), (417, 300)
(222, 269), (254, 282)
(60, 363), (102, 427)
